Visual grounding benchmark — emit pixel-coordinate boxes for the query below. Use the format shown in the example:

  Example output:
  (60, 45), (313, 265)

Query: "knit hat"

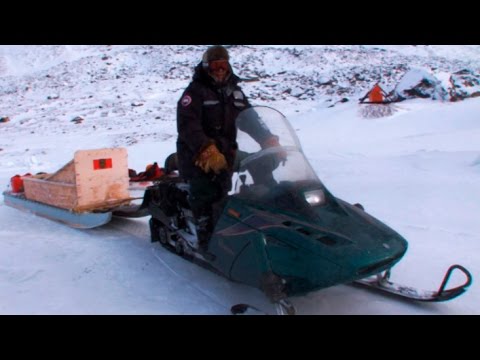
(202, 45), (229, 68)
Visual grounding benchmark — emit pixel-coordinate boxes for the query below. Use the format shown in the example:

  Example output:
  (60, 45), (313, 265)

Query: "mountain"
(1, 46), (478, 157)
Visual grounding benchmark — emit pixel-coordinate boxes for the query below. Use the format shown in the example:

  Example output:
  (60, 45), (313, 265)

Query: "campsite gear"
(129, 162), (165, 182)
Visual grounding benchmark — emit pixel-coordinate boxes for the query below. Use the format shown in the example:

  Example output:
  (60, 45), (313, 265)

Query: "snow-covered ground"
(0, 45), (479, 314)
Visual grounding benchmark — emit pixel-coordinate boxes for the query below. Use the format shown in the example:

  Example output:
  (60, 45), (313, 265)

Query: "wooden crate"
(23, 148), (132, 212)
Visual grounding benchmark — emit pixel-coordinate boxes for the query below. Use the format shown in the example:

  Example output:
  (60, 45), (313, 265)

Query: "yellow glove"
(195, 144), (228, 174)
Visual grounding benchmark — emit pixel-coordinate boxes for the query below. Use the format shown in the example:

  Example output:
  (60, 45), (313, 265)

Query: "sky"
(0, 45), (479, 315)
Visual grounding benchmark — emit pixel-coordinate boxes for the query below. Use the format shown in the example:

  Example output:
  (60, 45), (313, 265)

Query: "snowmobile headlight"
(304, 190), (326, 206)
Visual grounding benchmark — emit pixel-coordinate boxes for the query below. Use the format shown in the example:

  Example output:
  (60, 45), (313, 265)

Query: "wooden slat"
(74, 148), (130, 208)
(23, 177), (77, 209)
(45, 160), (75, 183)
(73, 197), (135, 213)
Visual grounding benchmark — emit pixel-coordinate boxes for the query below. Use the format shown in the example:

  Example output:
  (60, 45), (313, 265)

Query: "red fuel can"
(10, 175), (24, 193)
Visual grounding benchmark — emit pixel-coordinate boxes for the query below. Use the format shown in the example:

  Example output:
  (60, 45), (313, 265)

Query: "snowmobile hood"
(226, 106), (408, 295)
(231, 106), (407, 263)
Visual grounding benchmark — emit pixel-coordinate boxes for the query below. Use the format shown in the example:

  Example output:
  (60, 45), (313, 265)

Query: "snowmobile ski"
(275, 299), (297, 315)
(3, 191), (112, 229)
(353, 264), (472, 302)
(231, 299), (296, 315)
(231, 303), (268, 315)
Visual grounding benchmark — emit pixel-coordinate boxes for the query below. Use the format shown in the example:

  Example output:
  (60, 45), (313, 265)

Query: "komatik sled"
(3, 148), (136, 228)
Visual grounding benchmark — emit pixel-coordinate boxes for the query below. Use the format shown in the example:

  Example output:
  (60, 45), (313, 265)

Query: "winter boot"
(195, 216), (215, 261)
(195, 216), (211, 248)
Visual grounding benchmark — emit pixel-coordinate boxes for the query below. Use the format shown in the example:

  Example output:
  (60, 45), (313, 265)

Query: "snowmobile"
(144, 106), (472, 314)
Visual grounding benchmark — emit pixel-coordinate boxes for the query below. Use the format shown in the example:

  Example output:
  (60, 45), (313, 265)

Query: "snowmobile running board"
(3, 191), (112, 229)
(353, 264), (472, 302)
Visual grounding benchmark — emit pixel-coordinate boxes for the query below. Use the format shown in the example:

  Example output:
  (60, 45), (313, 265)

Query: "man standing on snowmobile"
(176, 45), (283, 252)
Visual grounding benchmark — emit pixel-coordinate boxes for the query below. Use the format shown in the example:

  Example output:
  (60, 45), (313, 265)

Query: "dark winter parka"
(176, 62), (269, 180)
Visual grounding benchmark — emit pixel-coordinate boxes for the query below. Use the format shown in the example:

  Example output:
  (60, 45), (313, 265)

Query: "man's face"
(209, 60), (229, 83)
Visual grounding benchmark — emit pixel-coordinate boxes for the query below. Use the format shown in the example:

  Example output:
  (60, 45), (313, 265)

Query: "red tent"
(360, 84), (390, 104)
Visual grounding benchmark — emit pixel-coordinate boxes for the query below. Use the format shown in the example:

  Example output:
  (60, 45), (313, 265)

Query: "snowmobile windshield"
(232, 107), (326, 209)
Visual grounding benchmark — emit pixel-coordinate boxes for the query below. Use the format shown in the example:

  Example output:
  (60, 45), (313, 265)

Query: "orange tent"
(369, 84), (384, 103)
(360, 84), (390, 104)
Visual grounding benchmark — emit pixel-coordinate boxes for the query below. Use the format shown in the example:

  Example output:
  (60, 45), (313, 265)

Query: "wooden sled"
(3, 148), (149, 228)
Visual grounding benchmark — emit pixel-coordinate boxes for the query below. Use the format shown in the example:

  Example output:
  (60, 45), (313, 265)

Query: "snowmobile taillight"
(304, 189), (326, 206)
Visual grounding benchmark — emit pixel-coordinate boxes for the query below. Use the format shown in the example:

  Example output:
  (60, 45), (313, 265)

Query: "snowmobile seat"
(164, 153), (179, 175)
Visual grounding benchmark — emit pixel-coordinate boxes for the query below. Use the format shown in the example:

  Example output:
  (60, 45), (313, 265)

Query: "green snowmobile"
(145, 106), (472, 314)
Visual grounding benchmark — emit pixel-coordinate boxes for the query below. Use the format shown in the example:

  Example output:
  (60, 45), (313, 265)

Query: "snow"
(0, 45), (479, 315)
(394, 68), (447, 100)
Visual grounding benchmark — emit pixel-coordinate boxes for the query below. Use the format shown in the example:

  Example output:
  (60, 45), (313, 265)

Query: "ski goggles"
(209, 60), (229, 72)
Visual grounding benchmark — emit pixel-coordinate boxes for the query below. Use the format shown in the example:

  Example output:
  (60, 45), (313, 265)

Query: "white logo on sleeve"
(181, 95), (192, 107)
